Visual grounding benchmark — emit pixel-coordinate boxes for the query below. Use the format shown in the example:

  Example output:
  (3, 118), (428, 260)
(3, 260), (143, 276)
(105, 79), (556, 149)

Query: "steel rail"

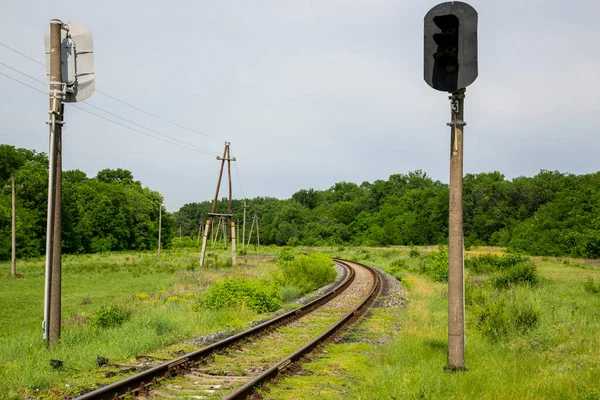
(223, 259), (382, 400)
(75, 261), (355, 400)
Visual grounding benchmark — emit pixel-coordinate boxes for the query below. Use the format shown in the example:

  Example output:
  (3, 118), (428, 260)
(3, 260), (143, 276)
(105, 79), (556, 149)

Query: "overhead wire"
(0, 40), (226, 142)
(0, 69), (218, 155)
(233, 158), (246, 200)
(0, 59), (221, 155)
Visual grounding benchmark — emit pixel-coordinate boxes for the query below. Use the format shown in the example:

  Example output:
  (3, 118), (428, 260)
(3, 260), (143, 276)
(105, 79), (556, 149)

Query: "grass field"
(2, 245), (599, 399)
(268, 247), (600, 399)
(0, 245), (287, 399)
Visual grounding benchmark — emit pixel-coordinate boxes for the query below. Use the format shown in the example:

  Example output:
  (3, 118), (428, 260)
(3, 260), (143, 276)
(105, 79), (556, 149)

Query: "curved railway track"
(75, 258), (382, 400)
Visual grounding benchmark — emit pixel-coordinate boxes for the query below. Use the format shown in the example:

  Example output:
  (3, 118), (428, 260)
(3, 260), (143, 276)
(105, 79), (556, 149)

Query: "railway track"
(75, 258), (382, 400)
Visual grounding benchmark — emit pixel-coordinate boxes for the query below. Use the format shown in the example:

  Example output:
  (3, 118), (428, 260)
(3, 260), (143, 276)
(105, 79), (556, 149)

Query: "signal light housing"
(424, 2), (478, 92)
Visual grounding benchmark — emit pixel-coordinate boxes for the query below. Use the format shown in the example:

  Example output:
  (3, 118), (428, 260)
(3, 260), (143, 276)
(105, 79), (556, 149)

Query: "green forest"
(174, 171), (600, 258)
(2, 144), (600, 260)
(0, 145), (173, 261)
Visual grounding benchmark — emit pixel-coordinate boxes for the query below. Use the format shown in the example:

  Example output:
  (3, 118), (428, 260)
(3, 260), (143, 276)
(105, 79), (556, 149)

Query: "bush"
(203, 277), (282, 313)
(409, 247), (420, 258)
(278, 248), (296, 262)
(280, 284), (304, 302)
(389, 258), (406, 273)
(475, 289), (540, 341)
(492, 258), (539, 289)
(90, 305), (130, 328)
(583, 277), (600, 294)
(421, 247), (448, 282)
(465, 253), (531, 274)
(279, 254), (336, 294)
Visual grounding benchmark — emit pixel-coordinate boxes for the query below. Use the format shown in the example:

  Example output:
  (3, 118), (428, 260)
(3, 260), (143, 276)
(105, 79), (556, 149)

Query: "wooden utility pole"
(44, 18), (64, 345)
(222, 217), (227, 249)
(196, 222), (203, 246)
(157, 202), (162, 257)
(242, 200), (247, 253)
(247, 215), (260, 248)
(11, 173), (16, 277)
(446, 88), (467, 372)
(256, 216), (260, 249)
(199, 143), (237, 266)
(247, 215), (255, 247)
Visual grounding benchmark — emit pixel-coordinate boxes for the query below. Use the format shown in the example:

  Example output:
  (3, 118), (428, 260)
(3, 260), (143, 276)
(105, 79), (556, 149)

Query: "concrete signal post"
(423, 1), (478, 371)
(43, 19), (95, 345)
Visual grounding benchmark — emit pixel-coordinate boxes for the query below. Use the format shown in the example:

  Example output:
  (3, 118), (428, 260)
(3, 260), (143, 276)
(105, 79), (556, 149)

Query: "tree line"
(174, 170), (600, 258)
(3, 144), (598, 260)
(0, 145), (174, 261)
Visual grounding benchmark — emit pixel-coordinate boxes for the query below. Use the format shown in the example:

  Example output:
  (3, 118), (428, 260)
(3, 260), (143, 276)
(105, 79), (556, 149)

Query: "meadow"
(0, 244), (336, 399)
(2, 244), (599, 399)
(269, 247), (600, 399)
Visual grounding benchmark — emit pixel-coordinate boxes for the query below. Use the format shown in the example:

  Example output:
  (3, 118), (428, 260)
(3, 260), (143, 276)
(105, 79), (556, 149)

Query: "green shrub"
(203, 276), (282, 313)
(475, 289), (540, 341)
(492, 258), (538, 289)
(583, 277), (600, 294)
(409, 247), (420, 258)
(465, 253), (531, 274)
(389, 258), (407, 274)
(422, 247), (448, 282)
(465, 278), (488, 306)
(280, 284), (304, 302)
(279, 253), (336, 294)
(278, 248), (296, 262)
(90, 305), (131, 328)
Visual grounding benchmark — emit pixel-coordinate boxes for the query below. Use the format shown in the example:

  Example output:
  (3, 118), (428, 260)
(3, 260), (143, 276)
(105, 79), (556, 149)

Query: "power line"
(78, 102), (221, 155)
(0, 70), (217, 155)
(0, 42), (44, 66)
(234, 159), (246, 200)
(96, 92), (225, 142)
(0, 61), (46, 85)
(0, 71), (46, 94)
(68, 104), (216, 155)
(0, 40), (227, 142)
(0, 60), (221, 155)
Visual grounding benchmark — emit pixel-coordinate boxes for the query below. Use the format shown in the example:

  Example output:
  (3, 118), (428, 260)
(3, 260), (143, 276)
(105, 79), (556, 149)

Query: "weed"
(278, 253), (336, 294)
(277, 248), (296, 262)
(475, 288), (540, 341)
(421, 247), (448, 282)
(202, 276), (282, 313)
(90, 305), (131, 328)
(492, 259), (539, 289)
(165, 296), (184, 304)
(583, 277), (600, 294)
(409, 247), (420, 258)
(280, 284), (304, 302)
(80, 297), (92, 305)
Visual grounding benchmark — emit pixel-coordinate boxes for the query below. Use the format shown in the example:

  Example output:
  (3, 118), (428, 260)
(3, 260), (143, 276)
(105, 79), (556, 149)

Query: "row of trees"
(174, 170), (600, 258)
(0, 145), (174, 261)
(3, 144), (597, 260)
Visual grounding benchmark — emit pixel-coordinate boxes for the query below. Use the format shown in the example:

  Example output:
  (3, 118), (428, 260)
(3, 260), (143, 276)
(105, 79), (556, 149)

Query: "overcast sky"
(1, 0), (598, 211)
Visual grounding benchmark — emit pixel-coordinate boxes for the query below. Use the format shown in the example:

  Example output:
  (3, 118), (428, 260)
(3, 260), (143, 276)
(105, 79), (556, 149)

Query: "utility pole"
(424, 2), (477, 371)
(42, 18), (95, 345)
(242, 200), (247, 253)
(447, 89), (466, 371)
(222, 216), (227, 249)
(199, 142), (237, 266)
(157, 201), (162, 257)
(256, 215), (260, 249)
(247, 215), (255, 247)
(11, 173), (16, 277)
(196, 222), (203, 246)
(43, 18), (63, 345)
